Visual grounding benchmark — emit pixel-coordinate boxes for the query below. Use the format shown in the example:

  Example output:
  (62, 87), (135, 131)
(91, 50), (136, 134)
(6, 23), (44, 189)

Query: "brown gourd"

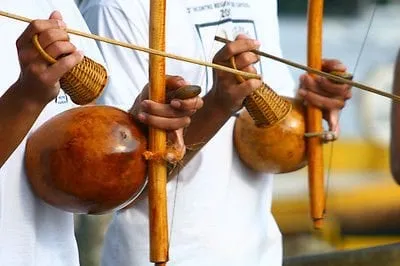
(233, 72), (351, 174)
(25, 105), (148, 214)
(24, 38), (201, 214)
(234, 96), (307, 174)
(233, 83), (307, 174)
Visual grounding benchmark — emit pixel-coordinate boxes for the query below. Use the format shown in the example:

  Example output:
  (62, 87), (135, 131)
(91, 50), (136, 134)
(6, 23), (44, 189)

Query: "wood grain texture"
(307, 0), (325, 229)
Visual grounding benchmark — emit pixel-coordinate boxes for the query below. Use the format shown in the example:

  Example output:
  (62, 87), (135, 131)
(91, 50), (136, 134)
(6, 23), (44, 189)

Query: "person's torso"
(94, 0), (295, 265)
(0, 0), (106, 265)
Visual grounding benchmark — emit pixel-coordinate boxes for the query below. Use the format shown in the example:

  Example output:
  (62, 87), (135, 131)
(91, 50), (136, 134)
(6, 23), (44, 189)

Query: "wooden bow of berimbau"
(306, 0), (325, 230)
(3, 2), (400, 261)
(148, 0), (169, 265)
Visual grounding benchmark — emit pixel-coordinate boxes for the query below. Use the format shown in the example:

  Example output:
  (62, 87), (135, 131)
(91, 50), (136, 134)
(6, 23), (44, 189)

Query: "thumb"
(165, 129), (186, 164)
(324, 109), (340, 142)
(49, 10), (63, 21)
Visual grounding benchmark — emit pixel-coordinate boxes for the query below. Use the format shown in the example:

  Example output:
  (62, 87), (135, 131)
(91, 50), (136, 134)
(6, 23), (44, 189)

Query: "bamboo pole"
(2, 10), (400, 102)
(307, 0), (325, 230)
(148, 0), (168, 265)
(214, 36), (400, 103)
(0, 10), (258, 80)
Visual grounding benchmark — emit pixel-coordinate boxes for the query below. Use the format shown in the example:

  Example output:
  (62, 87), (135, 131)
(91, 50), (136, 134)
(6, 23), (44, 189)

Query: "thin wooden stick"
(0, 10), (259, 80)
(307, 0), (325, 230)
(215, 36), (400, 103)
(148, 1), (168, 265)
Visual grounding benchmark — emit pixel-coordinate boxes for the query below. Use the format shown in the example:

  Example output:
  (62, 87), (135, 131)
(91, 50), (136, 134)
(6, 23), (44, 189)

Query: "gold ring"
(229, 56), (247, 83)
(32, 34), (57, 64)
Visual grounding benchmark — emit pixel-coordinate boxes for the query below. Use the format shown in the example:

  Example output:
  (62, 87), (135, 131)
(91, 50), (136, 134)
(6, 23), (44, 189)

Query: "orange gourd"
(24, 106), (147, 214)
(234, 95), (307, 174)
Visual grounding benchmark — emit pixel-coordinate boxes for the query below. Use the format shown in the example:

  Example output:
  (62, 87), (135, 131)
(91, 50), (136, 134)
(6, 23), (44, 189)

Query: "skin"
(0, 11), (82, 168)
(131, 76), (203, 131)
(166, 34), (352, 170)
(298, 59), (352, 140)
(0, 11), (203, 169)
(130, 76), (204, 162)
(390, 50), (400, 184)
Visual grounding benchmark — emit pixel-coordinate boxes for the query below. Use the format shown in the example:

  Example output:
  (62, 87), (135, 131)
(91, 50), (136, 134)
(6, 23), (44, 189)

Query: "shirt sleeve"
(80, 1), (150, 111)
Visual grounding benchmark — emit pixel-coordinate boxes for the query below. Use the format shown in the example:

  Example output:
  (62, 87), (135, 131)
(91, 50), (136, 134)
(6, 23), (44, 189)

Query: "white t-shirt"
(81, 0), (295, 265)
(0, 0), (106, 265)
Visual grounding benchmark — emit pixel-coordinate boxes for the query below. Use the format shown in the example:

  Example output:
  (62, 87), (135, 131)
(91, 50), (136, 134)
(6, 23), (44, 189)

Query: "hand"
(298, 59), (352, 140)
(14, 11), (83, 107)
(210, 34), (262, 113)
(130, 75), (203, 130)
(130, 75), (203, 163)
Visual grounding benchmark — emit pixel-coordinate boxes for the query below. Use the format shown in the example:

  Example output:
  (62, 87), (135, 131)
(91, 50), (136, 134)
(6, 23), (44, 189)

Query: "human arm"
(0, 11), (83, 168)
(391, 50), (400, 184)
(175, 35), (262, 164)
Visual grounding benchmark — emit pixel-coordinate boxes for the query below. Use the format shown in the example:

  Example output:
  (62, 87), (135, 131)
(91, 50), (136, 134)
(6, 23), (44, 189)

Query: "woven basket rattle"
(32, 34), (108, 105)
(244, 83), (292, 127)
(229, 57), (292, 128)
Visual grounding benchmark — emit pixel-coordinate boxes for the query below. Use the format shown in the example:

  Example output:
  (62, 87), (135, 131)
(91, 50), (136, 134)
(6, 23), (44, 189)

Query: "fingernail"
(300, 75), (307, 84)
(170, 100), (181, 108)
(171, 76), (186, 87)
(336, 63), (346, 70)
(137, 112), (146, 121)
(140, 100), (149, 109)
(177, 79), (187, 87)
(298, 88), (307, 97)
(58, 20), (66, 29)
(253, 39), (261, 46)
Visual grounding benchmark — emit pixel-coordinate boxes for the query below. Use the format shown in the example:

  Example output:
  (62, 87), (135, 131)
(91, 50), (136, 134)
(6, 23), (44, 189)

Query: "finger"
(165, 129), (186, 163)
(137, 113), (191, 130)
(232, 51), (260, 70)
(316, 76), (352, 98)
(139, 75), (188, 101)
(214, 38), (260, 62)
(301, 89), (345, 110)
(323, 110), (340, 142)
(300, 74), (341, 98)
(327, 109), (339, 133)
(240, 78), (263, 96)
(16, 19), (66, 49)
(299, 74), (331, 98)
(134, 76), (188, 111)
(37, 28), (70, 50)
(45, 41), (76, 60)
(240, 65), (258, 75)
(140, 100), (195, 118)
(50, 10), (63, 20)
(170, 96), (204, 111)
(322, 58), (347, 73)
(44, 50), (83, 84)
(165, 75), (188, 92)
(344, 88), (352, 100)
(235, 33), (251, 40)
